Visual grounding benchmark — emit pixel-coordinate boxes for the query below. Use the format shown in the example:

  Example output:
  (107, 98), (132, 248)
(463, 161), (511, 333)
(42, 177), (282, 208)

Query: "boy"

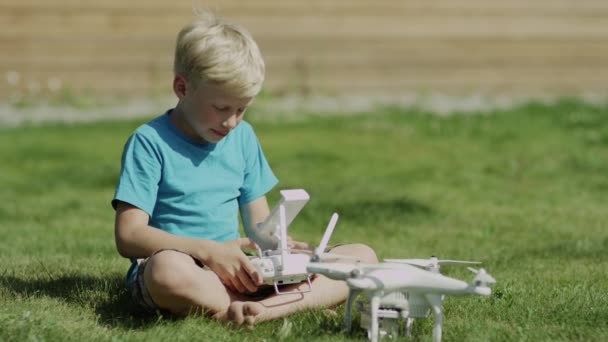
(112, 12), (377, 327)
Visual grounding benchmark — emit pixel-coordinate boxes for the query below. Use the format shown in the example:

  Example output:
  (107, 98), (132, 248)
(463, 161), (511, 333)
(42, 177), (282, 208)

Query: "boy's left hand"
(287, 236), (313, 251)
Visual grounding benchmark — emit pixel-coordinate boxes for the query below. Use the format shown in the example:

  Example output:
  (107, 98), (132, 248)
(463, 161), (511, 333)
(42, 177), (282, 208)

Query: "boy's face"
(175, 76), (253, 143)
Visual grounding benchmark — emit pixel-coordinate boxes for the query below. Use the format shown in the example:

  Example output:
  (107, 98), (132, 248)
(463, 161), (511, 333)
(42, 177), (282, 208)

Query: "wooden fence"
(1, 0), (607, 99)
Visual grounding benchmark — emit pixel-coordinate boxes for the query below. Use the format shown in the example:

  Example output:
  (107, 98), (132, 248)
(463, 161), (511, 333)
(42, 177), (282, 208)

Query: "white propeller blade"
(315, 252), (360, 261)
(306, 262), (358, 280)
(282, 248), (313, 255)
(283, 248), (358, 261)
(439, 260), (482, 265)
(385, 258), (430, 267)
(385, 258), (481, 268)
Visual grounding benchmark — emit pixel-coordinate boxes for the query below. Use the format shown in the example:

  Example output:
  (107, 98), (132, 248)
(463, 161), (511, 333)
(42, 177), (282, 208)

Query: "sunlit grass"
(1, 98), (607, 341)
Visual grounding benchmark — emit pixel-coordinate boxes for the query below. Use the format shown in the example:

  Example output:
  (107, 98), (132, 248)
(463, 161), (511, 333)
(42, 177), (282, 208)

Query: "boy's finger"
(237, 270), (258, 293)
(221, 277), (236, 292)
(230, 276), (246, 294)
(242, 257), (263, 285)
(235, 237), (257, 249)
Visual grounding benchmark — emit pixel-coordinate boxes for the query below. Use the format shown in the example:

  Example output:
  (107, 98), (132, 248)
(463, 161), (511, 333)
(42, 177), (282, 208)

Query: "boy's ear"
(173, 74), (188, 99)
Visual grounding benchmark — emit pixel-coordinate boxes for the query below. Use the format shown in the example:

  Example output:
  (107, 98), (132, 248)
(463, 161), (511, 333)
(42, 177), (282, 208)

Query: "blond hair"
(173, 11), (265, 98)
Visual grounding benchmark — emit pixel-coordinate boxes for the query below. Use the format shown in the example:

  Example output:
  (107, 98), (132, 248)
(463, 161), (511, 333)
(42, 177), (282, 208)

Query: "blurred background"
(1, 0), (607, 114)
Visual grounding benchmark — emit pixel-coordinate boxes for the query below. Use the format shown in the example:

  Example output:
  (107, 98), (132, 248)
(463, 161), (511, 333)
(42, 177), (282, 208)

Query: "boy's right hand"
(203, 237), (263, 294)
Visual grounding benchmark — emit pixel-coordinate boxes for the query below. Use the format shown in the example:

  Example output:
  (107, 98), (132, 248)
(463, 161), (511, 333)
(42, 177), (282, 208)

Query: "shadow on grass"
(0, 272), (172, 330)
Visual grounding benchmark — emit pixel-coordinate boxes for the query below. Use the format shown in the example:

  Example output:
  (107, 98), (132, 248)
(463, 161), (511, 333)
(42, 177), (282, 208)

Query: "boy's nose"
(222, 114), (238, 129)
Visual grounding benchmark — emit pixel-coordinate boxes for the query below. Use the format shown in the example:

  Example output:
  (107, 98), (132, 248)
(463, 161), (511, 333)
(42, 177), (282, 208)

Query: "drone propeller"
(308, 261), (423, 288)
(306, 262), (359, 280)
(313, 252), (360, 262)
(276, 248), (358, 262)
(283, 248), (313, 255)
(385, 257), (481, 268)
(467, 267), (496, 285)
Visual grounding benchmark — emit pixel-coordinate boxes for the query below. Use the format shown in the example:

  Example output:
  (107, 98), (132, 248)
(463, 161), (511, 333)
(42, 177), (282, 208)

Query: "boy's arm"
(239, 196), (271, 233)
(114, 201), (213, 260)
(115, 201), (262, 293)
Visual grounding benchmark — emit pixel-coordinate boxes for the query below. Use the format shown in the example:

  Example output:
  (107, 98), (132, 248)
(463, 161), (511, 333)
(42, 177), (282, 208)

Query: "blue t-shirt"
(112, 110), (278, 284)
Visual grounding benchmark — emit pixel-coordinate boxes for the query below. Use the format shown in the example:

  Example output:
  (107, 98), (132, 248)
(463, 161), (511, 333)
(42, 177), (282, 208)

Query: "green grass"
(1, 98), (608, 341)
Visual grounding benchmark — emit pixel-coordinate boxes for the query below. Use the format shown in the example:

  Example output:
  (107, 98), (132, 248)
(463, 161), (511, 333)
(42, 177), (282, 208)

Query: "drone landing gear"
(344, 289), (361, 333)
(370, 296), (380, 342)
(426, 294), (443, 342)
(361, 309), (403, 341)
(405, 317), (414, 337)
(359, 301), (408, 341)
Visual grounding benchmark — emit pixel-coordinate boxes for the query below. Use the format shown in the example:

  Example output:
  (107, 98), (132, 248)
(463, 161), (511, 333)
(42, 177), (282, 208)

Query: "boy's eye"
(214, 105), (230, 112)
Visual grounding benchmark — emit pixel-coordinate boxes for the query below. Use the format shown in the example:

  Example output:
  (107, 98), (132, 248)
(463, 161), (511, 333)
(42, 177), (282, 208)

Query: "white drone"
(307, 256), (496, 342)
(245, 189), (354, 295)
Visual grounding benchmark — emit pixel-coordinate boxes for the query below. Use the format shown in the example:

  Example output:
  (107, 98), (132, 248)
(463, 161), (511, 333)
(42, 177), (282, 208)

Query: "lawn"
(1, 99), (607, 341)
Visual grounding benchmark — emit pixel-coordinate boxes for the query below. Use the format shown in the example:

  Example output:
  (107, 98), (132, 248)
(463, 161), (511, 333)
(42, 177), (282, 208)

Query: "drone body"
(307, 258), (496, 342)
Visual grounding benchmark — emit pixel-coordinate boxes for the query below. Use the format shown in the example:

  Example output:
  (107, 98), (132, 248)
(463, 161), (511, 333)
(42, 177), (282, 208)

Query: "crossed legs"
(142, 244), (378, 326)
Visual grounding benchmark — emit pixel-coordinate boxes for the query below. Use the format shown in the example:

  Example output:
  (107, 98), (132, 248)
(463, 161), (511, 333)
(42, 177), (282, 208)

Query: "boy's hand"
(287, 236), (313, 251)
(203, 238), (263, 294)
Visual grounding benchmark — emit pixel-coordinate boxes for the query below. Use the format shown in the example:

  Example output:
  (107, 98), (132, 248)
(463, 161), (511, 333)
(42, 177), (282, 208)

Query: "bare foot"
(224, 301), (266, 329)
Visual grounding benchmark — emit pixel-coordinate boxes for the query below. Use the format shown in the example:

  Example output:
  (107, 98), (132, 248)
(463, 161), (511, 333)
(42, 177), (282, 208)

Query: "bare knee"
(143, 250), (231, 316)
(352, 243), (379, 263)
(144, 250), (198, 299)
